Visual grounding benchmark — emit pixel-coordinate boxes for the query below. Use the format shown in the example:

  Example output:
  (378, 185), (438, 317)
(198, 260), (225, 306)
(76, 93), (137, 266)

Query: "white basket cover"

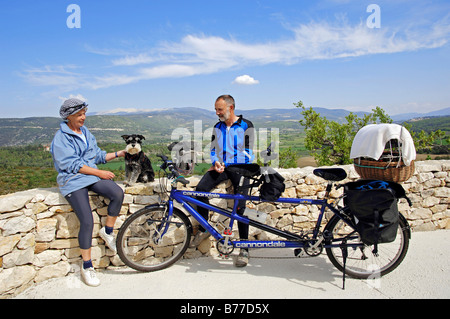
(350, 123), (416, 166)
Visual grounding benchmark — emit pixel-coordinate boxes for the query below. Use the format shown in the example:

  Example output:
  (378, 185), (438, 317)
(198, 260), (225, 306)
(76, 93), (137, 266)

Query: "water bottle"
(244, 208), (267, 223)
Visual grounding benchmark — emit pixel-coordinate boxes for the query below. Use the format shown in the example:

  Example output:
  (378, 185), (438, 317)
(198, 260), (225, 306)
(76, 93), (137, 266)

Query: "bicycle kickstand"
(340, 239), (348, 290)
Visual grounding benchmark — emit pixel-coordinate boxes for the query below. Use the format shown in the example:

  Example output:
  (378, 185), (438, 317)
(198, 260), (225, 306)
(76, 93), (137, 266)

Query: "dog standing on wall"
(122, 135), (155, 185)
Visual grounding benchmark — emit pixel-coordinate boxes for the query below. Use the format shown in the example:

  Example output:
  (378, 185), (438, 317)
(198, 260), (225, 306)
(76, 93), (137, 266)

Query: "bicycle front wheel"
(325, 214), (410, 279)
(117, 205), (192, 272)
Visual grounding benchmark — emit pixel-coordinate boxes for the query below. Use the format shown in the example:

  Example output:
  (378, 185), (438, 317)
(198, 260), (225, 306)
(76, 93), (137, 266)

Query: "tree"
(295, 101), (393, 166)
(435, 129), (446, 145)
(402, 123), (448, 152)
(279, 147), (298, 168)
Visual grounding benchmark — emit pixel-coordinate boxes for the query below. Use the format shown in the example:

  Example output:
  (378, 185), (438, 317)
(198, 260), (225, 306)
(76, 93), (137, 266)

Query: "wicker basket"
(353, 158), (415, 182)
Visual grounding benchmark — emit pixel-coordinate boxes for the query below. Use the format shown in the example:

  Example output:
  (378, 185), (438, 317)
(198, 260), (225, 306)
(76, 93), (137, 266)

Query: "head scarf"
(59, 98), (88, 120)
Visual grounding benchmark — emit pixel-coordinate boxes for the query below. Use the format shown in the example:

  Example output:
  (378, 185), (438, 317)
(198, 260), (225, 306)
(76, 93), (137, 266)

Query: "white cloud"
(111, 53), (155, 66)
(22, 18), (450, 91)
(22, 65), (83, 89)
(233, 75), (260, 85)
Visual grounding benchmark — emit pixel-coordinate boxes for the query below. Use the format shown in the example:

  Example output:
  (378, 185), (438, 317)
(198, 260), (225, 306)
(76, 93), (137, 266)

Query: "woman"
(51, 98), (126, 286)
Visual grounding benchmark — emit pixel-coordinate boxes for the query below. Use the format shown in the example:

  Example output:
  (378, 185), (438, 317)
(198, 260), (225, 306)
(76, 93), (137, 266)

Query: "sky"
(1, 0), (449, 118)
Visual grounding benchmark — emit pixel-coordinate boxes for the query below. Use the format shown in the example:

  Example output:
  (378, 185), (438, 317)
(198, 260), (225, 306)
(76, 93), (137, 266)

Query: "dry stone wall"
(1, 160), (449, 297)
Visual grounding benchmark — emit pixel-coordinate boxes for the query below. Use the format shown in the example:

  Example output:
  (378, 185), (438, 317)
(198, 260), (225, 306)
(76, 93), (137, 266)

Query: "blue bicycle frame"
(165, 187), (362, 250)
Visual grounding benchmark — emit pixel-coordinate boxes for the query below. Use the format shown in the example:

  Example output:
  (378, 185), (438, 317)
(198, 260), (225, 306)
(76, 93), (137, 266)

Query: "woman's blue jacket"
(50, 122), (107, 196)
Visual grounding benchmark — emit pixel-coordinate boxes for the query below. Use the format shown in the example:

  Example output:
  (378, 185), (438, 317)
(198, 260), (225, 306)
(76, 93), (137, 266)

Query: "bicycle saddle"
(226, 163), (261, 177)
(313, 168), (347, 181)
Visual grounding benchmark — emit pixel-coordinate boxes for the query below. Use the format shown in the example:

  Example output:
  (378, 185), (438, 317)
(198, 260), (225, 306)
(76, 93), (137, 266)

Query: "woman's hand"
(105, 150), (126, 162)
(79, 165), (115, 180)
(96, 170), (115, 180)
(116, 150), (126, 157)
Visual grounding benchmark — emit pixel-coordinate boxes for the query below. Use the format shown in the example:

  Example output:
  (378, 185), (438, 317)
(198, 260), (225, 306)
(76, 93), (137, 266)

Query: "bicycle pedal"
(219, 253), (230, 259)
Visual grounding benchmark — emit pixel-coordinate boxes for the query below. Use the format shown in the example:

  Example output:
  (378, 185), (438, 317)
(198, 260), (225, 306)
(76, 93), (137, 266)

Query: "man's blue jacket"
(210, 115), (255, 166)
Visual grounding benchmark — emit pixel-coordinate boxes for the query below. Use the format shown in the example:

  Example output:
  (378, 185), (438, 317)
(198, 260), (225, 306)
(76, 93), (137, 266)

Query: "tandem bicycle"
(116, 147), (411, 288)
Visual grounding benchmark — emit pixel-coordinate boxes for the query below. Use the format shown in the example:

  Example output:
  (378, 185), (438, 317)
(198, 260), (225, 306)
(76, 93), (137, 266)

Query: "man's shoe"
(99, 227), (117, 253)
(235, 249), (249, 267)
(80, 262), (100, 287)
(190, 231), (211, 248)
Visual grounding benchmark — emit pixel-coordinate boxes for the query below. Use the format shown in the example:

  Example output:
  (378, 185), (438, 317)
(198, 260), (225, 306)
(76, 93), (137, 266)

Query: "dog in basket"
(121, 134), (154, 185)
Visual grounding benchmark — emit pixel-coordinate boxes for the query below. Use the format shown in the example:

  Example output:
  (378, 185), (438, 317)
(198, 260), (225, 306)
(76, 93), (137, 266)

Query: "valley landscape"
(0, 106), (448, 195)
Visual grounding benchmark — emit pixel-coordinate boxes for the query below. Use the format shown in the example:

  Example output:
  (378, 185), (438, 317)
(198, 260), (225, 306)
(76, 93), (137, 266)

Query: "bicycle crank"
(304, 237), (324, 256)
(216, 238), (234, 258)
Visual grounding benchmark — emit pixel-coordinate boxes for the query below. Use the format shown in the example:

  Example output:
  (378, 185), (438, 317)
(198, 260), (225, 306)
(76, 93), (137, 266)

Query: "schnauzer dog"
(121, 134), (154, 185)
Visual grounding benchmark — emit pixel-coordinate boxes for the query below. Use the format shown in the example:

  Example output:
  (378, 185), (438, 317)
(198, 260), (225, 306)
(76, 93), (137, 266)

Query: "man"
(191, 95), (255, 267)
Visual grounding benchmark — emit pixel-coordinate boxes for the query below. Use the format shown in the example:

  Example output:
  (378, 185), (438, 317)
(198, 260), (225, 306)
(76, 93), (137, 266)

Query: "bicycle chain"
(251, 255), (314, 260)
(250, 251), (328, 260)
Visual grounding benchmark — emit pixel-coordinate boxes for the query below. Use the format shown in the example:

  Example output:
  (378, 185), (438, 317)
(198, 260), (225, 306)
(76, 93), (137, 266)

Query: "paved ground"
(15, 230), (450, 301)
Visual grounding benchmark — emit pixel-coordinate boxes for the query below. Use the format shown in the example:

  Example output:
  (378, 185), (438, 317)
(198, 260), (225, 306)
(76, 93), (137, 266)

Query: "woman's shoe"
(99, 227), (117, 253)
(80, 262), (100, 287)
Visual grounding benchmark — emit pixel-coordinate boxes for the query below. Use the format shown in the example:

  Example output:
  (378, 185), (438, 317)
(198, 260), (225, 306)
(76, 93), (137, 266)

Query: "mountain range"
(0, 106), (448, 147)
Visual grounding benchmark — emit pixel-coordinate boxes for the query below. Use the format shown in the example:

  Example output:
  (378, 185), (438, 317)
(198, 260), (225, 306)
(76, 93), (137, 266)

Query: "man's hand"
(214, 161), (225, 173)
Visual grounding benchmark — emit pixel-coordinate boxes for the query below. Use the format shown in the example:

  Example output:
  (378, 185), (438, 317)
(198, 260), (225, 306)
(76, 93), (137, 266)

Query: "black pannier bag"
(344, 180), (408, 247)
(259, 169), (286, 201)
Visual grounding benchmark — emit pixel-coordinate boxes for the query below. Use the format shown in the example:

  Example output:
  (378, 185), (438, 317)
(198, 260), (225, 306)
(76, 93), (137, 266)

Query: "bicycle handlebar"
(157, 154), (190, 185)
(158, 144), (279, 186)
(260, 142), (278, 166)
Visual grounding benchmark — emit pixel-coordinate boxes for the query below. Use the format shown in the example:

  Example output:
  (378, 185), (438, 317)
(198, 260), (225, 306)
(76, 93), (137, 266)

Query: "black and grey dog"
(121, 134), (154, 185)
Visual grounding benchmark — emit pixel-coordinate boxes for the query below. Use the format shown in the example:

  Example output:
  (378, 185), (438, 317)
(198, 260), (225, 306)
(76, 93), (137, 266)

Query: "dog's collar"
(125, 152), (141, 159)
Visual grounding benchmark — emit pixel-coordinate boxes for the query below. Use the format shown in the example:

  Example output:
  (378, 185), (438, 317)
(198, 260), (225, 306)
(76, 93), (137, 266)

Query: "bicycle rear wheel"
(325, 214), (410, 279)
(117, 205), (192, 272)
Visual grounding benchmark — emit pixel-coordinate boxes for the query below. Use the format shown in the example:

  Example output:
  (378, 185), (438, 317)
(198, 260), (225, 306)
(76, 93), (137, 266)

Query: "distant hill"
(0, 106), (448, 147)
(404, 115), (450, 133)
(391, 107), (450, 122)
